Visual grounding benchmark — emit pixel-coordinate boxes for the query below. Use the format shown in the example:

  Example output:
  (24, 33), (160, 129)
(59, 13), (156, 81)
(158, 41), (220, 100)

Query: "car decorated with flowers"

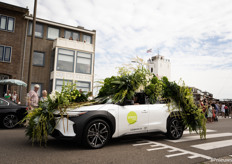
(52, 94), (184, 149)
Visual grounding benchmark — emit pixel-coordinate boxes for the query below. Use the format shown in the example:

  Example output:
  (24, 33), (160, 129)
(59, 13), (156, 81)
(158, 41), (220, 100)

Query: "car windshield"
(105, 99), (113, 104)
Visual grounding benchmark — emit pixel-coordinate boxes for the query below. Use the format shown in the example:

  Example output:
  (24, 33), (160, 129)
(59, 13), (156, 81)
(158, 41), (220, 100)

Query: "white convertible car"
(52, 94), (184, 149)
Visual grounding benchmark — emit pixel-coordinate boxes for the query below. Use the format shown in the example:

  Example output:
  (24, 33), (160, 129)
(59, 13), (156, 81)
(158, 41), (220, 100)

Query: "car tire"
(2, 114), (19, 129)
(83, 119), (111, 149)
(166, 117), (183, 140)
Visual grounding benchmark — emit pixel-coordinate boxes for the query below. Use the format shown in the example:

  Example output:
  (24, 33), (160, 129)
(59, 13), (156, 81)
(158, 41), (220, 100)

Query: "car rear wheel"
(2, 114), (18, 129)
(167, 117), (183, 140)
(83, 119), (111, 149)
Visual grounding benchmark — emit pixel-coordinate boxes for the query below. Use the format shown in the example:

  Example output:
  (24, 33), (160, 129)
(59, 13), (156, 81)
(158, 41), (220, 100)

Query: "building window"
(57, 48), (74, 72)
(76, 81), (90, 92)
(0, 45), (12, 62)
(0, 15), (7, 30)
(64, 30), (80, 40)
(28, 22), (44, 38)
(31, 83), (42, 97)
(7, 17), (14, 32)
(0, 15), (15, 32)
(55, 79), (72, 92)
(151, 68), (153, 73)
(83, 34), (92, 44)
(76, 52), (92, 74)
(47, 27), (59, 40)
(33, 51), (45, 66)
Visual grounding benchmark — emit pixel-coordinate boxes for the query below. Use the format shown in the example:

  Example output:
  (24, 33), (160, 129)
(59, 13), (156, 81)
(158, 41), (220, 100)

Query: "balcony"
(53, 38), (94, 53)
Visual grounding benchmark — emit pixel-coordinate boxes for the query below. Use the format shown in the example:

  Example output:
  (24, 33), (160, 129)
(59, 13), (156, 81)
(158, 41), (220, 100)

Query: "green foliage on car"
(22, 82), (92, 146)
(97, 57), (206, 139)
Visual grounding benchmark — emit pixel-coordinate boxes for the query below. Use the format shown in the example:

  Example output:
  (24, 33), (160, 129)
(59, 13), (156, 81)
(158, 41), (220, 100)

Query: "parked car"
(0, 98), (27, 129)
(52, 94), (184, 149)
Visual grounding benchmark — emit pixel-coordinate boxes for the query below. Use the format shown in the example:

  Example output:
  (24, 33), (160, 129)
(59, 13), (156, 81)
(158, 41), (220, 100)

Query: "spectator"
(221, 104), (225, 117)
(224, 104), (229, 118)
(207, 103), (213, 123)
(4, 90), (11, 99)
(28, 84), (40, 110)
(11, 91), (19, 103)
(40, 90), (48, 102)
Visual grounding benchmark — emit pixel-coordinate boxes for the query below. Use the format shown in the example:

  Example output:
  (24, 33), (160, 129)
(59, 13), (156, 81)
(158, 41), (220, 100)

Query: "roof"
(0, 2), (29, 14)
(24, 16), (96, 35)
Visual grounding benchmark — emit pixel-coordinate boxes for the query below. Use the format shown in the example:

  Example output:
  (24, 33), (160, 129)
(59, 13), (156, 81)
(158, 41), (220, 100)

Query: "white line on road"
(133, 141), (212, 160)
(183, 129), (216, 135)
(167, 133), (232, 143)
(191, 139), (232, 150)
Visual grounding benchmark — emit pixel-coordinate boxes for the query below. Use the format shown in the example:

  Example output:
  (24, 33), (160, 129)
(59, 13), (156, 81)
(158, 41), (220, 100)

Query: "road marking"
(183, 129), (216, 135)
(133, 141), (212, 160)
(167, 133), (232, 143)
(191, 139), (232, 150)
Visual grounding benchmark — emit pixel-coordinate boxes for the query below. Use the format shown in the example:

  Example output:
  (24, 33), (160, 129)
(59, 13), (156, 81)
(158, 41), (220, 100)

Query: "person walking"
(40, 90), (48, 102)
(28, 84), (40, 110)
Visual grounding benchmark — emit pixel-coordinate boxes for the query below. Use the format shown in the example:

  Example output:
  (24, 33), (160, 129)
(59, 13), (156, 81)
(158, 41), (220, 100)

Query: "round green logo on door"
(127, 111), (137, 124)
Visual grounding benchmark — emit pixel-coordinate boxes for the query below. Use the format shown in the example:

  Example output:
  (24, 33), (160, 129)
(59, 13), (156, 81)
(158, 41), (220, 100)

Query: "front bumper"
(52, 117), (76, 139)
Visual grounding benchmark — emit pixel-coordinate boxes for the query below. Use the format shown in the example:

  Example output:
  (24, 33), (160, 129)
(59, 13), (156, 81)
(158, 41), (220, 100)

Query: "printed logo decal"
(127, 111), (137, 124)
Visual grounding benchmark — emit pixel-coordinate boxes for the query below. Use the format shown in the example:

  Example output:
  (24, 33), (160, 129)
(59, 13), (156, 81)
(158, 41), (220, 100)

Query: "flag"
(147, 49), (152, 53)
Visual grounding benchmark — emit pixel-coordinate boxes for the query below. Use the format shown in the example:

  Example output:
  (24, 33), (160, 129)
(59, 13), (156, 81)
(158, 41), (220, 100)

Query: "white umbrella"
(0, 79), (27, 87)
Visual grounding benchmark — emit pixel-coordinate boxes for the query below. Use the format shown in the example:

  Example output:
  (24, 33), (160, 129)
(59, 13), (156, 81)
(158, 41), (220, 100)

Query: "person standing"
(40, 90), (48, 102)
(4, 90), (11, 99)
(224, 104), (229, 118)
(28, 84), (40, 110)
(221, 103), (225, 117)
(11, 91), (18, 103)
(207, 103), (213, 123)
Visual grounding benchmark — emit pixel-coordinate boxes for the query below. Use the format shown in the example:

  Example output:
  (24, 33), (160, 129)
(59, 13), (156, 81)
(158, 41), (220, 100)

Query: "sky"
(2, 0), (232, 99)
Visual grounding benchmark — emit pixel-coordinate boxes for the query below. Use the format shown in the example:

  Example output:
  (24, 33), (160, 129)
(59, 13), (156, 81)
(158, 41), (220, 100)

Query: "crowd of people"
(4, 84), (48, 109)
(27, 84), (47, 110)
(4, 89), (20, 104)
(198, 99), (232, 123)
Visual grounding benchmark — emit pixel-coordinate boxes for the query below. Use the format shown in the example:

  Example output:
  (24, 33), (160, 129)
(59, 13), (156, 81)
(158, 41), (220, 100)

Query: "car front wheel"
(167, 117), (183, 140)
(2, 114), (18, 129)
(83, 119), (111, 149)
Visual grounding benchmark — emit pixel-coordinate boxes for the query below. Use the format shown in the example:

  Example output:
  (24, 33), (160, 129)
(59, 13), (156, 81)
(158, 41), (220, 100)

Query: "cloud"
(2, 0), (232, 99)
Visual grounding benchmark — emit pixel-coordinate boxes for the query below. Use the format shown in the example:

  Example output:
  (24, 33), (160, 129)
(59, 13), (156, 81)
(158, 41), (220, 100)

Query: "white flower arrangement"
(49, 91), (59, 103)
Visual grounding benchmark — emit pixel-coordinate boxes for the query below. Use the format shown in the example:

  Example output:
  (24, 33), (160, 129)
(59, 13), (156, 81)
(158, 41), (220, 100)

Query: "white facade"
(50, 38), (95, 92)
(147, 55), (171, 80)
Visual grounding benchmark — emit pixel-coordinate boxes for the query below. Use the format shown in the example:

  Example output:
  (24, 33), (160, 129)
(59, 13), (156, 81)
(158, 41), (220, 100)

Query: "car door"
(118, 104), (149, 136)
(148, 103), (169, 133)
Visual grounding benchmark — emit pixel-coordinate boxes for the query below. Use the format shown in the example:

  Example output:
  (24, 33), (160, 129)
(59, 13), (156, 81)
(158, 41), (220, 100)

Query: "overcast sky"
(2, 0), (232, 99)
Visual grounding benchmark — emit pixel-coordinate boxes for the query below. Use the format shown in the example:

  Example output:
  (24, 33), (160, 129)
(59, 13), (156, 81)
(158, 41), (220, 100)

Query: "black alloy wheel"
(167, 117), (183, 140)
(83, 119), (111, 149)
(2, 114), (19, 129)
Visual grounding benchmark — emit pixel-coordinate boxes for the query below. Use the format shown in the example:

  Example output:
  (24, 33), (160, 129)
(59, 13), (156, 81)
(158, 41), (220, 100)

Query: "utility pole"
(27, 0), (37, 92)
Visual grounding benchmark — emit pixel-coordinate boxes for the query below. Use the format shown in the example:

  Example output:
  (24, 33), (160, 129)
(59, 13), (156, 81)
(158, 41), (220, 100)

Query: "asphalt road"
(0, 117), (232, 164)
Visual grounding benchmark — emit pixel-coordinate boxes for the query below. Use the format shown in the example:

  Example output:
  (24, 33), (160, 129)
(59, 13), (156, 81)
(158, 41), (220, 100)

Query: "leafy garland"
(97, 58), (206, 139)
(22, 82), (92, 146)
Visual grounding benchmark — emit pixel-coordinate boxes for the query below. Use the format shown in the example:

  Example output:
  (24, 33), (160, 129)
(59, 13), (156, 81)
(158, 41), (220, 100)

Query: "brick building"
(0, 2), (29, 99)
(0, 2), (96, 104)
